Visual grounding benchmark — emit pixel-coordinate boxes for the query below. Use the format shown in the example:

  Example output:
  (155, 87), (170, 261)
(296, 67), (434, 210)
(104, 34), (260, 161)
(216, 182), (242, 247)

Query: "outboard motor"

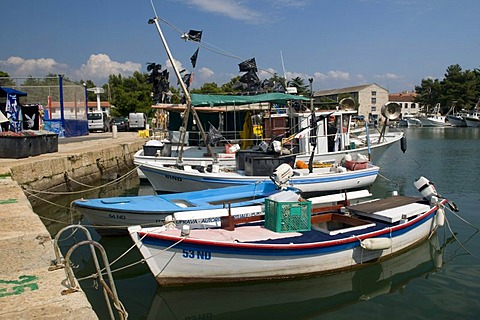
(271, 163), (294, 189)
(414, 176), (439, 202)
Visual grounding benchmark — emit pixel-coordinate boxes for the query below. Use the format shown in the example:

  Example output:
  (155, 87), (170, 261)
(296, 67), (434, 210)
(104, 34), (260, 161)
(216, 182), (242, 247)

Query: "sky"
(1, 0), (479, 94)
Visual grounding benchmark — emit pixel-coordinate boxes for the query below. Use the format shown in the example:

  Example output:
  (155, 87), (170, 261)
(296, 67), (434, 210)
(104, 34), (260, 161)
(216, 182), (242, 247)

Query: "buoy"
(414, 176), (438, 201)
(436, 206), (445, 227)
(400, 136), (407, 153)
(361, 238), (392, 250)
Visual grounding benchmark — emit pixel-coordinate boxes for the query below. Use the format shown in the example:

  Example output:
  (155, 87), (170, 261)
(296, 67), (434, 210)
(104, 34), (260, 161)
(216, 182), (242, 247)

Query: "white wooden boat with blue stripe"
(129, 177), (454, 286)
(138, 159), (379, 194)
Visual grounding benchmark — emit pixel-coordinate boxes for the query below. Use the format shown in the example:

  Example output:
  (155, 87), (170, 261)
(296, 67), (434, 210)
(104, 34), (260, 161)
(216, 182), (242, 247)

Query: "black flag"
(190, 48), (199, 68)
(181, 73), (192, 88)
(238, 58), (257, 72)
(239, 69), (260, 86)
(187, 30), (202, 42)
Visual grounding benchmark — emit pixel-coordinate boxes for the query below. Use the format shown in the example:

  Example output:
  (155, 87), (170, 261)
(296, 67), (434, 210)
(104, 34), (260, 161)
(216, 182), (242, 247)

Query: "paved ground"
(0, 131), (147, 319)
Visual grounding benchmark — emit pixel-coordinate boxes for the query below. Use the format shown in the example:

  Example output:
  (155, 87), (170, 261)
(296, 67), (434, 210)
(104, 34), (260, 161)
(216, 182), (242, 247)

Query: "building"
(313, 83), (389, 123)
(388, 91), (421, 118)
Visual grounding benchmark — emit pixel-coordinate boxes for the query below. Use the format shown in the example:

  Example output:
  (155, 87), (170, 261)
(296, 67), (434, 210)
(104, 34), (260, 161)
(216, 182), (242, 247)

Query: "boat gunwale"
(138, 199), (444, 251)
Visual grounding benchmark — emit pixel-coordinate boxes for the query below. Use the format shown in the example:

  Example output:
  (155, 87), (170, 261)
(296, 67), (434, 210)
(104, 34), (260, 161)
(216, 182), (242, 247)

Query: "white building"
(388, 91), (421, 118)
(314, 83), (389, 123)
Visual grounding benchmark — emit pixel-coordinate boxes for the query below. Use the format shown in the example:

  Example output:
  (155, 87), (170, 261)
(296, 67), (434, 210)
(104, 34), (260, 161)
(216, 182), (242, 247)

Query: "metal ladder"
(50, 225), (127, 320)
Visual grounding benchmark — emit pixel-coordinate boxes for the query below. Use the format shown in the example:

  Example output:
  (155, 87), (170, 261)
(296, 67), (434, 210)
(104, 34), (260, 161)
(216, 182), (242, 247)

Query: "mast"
(149, 17), (215, 164)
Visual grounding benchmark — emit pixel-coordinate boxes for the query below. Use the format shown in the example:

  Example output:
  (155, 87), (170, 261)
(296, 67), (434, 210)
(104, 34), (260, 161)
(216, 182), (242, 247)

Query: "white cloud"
(197, 67), (214, 80)
(185, 0), (263, 22)
(312, 70), (350, 82)
(76, 54), (141, 81)
(0, 56), (68, 77)
(374, 73), (401, 80)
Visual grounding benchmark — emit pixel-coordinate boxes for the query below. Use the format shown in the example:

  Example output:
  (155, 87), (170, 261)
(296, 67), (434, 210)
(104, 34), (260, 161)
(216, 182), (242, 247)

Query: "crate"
(264, 199), (311, 233)
(244, 154), (296, 176)
(235, 150), (265, 171)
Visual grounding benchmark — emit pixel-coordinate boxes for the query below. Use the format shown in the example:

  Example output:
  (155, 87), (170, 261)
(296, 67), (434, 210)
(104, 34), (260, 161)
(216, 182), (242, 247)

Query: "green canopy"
(190, 92), (310, 107)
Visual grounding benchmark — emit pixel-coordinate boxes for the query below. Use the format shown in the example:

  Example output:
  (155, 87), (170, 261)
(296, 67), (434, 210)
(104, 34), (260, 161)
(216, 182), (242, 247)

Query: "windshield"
(87, 113), (103, 120)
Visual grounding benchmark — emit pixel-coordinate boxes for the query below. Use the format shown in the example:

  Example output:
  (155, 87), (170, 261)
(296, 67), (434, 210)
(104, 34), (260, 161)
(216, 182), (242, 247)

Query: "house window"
(371, 106), (377, 112)
(371, 91), (377, 96)
(371, 97), (376, 104)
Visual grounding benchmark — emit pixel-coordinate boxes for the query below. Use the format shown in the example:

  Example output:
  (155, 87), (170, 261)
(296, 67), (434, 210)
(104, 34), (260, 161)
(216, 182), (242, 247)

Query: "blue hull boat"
(73, 182), (297, 234)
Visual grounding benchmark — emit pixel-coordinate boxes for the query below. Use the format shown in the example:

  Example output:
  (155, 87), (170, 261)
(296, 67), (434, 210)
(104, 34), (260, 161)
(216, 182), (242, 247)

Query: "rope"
(444, 215), (480, 262)
(22, 165), (141, 196)
(76, 228), (186, 282)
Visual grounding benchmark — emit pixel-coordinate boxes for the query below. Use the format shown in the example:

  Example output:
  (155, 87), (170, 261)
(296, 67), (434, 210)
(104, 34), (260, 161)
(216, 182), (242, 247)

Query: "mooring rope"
(22, 165), (142, 196)
(75, 229), (186, 282)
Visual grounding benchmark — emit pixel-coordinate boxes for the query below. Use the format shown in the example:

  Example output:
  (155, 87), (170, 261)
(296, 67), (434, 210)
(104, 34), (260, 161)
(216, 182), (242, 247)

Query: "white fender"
(361, 238), (392, 250)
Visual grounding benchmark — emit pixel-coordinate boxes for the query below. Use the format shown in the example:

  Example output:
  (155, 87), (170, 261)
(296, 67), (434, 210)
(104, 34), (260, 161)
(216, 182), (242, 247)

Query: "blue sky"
(1, 0), (479, 93)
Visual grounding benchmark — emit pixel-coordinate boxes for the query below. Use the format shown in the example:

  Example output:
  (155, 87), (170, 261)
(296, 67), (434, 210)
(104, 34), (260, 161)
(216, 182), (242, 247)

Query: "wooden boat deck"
(346, 196), (425, 214)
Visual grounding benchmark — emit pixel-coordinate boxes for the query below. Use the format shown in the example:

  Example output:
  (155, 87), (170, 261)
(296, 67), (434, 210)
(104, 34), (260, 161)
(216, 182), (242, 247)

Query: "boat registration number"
(182, 249), (211, 260)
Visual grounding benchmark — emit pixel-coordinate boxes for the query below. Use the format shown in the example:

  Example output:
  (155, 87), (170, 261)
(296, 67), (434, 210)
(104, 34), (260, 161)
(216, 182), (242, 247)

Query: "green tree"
(287, 77), (310, 96)
(108, 72), (153, 117)
(415, 64), (480, 113)
(0, 70), (15, 87)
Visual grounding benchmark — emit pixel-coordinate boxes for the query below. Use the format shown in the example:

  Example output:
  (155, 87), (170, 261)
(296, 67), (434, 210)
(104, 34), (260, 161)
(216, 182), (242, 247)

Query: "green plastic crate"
(264, 199), (312, 233)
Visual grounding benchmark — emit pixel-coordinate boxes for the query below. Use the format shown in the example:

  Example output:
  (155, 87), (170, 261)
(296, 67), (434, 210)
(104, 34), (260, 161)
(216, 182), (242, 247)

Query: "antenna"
(280, 50), (287, 82)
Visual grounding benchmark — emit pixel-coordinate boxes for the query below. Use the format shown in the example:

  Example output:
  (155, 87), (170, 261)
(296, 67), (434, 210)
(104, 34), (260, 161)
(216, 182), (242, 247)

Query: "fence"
(0, 76), (88, 137)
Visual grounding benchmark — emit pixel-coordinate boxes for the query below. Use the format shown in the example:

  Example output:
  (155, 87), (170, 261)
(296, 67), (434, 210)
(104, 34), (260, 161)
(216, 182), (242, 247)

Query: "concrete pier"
(0, 132), (146, 318)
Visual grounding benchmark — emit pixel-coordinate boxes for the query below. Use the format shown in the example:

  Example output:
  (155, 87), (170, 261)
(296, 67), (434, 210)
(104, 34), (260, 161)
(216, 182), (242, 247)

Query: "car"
(110, 117), (129, 132)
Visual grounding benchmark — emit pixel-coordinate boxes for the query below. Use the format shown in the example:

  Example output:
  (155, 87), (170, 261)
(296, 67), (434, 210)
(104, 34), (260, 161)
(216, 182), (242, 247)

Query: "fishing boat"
(464, 98), (480, 127)
(146, 233), (442, 318)
(418, 103), (449, 127)
(72, 179), (296, 234)
(129, 176), (456, 286)
(135, 100), (404, 172)
(445, 102), (467, 127)
(137, 154), (379, 193)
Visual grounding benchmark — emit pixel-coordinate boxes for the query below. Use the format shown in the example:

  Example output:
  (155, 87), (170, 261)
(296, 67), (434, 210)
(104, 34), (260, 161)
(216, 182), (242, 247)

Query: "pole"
(150, 17), (215, 164)
(83, 83), (88, 117)
(59, 75), (65, 135)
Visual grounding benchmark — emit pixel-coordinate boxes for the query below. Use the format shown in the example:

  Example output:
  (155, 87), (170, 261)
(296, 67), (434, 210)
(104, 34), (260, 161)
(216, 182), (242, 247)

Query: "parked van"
(87, 111), (110, 132)
(128, 113), (147, 131)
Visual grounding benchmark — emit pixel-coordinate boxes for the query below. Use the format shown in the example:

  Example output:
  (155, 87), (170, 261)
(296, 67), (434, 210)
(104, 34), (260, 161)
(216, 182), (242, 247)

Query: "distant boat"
(464, 98), (480, 127)
(398, 114), (422, 127)
(129, 176), (455, 286)
(418, 103), (449, 127)
(445, 102), (467, 127)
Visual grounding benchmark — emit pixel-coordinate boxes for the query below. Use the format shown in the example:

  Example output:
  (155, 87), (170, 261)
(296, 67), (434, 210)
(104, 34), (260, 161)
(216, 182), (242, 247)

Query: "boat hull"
(130, 202), (441, 286)
(139, 162), (379, 193)
(446, 115), (467, 127)
(465, 115), (480, 127)
(73, 182), (283, 231)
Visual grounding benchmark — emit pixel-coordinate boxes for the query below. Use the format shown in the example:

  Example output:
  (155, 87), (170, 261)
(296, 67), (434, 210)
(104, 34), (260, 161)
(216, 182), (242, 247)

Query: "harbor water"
(34, 127), (480, 319)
